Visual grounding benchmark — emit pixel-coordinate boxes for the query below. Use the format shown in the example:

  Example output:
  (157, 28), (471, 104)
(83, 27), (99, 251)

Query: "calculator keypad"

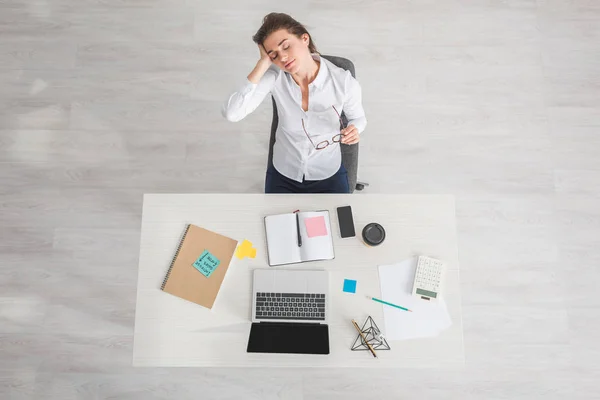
(413, 256), (444, 299)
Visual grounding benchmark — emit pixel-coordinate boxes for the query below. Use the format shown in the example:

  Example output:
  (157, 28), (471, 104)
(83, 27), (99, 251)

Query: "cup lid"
(362, 223), (386, 246)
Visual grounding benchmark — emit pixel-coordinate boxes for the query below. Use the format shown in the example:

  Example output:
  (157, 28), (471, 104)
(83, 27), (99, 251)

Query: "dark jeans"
(265, 164), (350, 194)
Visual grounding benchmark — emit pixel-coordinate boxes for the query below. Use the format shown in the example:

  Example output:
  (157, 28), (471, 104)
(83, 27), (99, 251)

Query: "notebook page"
(298, 211), (334, 262)
(264, 213), (302, 266)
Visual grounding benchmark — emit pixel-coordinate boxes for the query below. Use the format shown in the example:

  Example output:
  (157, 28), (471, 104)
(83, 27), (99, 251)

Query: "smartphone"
(336, 206), (356, 238)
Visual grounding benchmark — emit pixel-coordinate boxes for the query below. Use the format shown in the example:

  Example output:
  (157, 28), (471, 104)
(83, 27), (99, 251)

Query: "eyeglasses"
(302, 105), (346, 150)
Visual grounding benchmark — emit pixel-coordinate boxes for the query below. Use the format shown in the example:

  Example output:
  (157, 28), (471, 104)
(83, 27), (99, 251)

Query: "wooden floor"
(1, 0), (599, 398)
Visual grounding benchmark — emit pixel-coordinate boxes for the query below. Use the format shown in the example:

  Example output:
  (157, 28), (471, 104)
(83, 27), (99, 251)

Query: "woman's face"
(263, 29), (310, 73)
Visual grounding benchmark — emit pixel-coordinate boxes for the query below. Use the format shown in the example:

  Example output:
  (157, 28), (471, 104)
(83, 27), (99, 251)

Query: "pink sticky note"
(305, 216), (328, 238)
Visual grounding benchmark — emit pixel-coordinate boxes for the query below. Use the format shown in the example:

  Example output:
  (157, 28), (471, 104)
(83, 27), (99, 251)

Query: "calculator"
(412, 256), (445, 302)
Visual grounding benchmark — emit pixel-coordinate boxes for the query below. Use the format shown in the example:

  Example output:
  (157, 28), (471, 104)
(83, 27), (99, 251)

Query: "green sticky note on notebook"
(192, 250), (220, 278)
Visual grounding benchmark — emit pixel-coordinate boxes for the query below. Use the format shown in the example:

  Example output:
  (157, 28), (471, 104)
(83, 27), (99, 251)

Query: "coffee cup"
(362, 223), (386, 247)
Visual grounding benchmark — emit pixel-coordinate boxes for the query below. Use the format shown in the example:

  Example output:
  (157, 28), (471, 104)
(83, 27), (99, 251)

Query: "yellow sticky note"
(235, 239), (257, 260)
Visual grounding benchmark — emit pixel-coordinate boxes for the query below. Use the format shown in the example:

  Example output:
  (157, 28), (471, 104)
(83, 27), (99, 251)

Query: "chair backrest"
(267, 55), (360, 193)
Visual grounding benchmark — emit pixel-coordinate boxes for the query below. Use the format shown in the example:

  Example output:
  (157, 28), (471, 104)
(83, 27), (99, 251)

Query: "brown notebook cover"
(161, 224), (238, 309)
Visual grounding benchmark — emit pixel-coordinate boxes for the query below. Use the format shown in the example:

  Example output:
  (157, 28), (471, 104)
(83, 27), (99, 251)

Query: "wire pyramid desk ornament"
(351, 315), (391, 351)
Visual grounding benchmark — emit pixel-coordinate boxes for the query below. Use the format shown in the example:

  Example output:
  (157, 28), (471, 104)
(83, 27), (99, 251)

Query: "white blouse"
(222, 54), (367, 182)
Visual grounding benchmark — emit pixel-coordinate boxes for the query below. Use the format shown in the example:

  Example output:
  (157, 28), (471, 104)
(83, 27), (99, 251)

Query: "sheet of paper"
(378, 258), (452, 340)
(304, 216), (328, 238)
(298, 211), (334, 262)
(192, 249), (220, 278)
(264, 213), (302, 266)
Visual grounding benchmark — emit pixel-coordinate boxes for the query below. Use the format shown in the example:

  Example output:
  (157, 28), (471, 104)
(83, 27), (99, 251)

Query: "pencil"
(366, 295), (412, 312)
(351, 319), (377, 358)
(295, 211), (302, 247)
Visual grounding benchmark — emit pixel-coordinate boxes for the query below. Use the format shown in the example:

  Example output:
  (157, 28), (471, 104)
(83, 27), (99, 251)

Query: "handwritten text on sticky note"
(192, 250), (220, 278)
(305, 216), (328, 238)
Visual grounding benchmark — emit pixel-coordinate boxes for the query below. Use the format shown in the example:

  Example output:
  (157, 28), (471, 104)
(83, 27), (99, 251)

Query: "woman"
(222, 12), (367, 194)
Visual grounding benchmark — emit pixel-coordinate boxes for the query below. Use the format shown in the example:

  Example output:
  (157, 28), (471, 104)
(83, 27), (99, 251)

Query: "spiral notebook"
(161, 224), (238, 309)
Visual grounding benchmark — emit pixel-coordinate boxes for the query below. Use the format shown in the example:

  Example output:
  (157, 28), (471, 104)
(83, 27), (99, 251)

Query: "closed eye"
(271, 45), (290, 60)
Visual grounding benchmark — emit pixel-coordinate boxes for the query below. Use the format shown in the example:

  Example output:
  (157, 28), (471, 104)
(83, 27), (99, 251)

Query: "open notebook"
(264, 210), (335, 266)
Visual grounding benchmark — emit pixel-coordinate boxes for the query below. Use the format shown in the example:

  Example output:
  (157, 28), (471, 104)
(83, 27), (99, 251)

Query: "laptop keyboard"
(255, 292), (326, 321)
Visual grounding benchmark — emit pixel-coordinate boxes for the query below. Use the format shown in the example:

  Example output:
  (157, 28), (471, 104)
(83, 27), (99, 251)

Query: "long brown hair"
(252, 12), (319, 54)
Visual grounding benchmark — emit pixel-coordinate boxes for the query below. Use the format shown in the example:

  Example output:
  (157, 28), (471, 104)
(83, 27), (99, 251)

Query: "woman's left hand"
(340, 124), (360, 145)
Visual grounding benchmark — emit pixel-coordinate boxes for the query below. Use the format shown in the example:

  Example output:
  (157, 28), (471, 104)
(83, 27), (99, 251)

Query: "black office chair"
(266, 55), (368, 193)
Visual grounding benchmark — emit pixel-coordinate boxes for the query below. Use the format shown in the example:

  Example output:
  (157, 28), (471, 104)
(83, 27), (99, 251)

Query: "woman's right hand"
(248, 43), (273, 84)
(258, 44), (272, 66)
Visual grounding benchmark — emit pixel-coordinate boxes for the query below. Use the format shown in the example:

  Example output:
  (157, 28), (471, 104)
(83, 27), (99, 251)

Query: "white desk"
(133, 194), (464, 367)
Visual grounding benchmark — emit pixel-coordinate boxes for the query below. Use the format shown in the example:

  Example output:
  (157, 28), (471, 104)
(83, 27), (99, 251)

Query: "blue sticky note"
(192, 250), (220, 278)
(343, 279), (357, 294)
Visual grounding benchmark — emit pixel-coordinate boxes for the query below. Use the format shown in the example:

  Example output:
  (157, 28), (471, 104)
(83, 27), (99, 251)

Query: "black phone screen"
(337, 206), (356, 238)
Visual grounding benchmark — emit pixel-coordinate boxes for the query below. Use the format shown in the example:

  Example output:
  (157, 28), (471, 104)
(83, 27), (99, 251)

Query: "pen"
(366, 295), (412, 312)
(295, 211), (302, 247)
(351, 319), (377, 358)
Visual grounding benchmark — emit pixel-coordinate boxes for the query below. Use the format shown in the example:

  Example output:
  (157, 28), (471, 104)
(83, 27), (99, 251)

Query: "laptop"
(246, 269), (330, 355)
